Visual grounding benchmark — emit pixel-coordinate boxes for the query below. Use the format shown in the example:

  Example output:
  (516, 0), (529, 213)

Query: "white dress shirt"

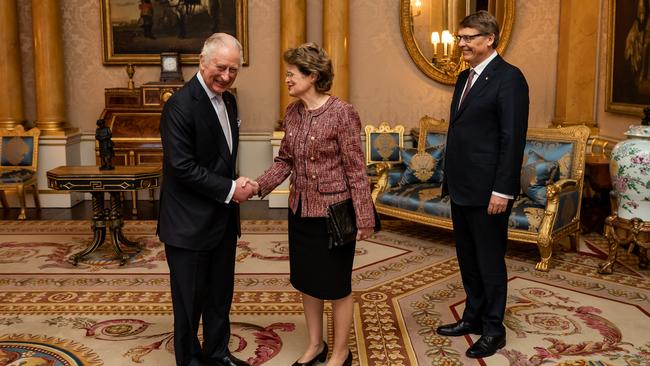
(197, 72), (236, 203)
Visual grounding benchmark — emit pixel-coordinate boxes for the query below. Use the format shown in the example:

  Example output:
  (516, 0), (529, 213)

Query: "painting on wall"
(606, 0), (650, 116)
(100, 0), (248, 65)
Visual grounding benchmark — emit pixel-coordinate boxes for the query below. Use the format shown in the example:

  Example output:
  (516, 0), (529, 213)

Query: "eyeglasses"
(455, 33), (487, 43)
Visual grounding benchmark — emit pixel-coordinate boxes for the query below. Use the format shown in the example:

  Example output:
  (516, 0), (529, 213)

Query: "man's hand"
(487, 194), (508, 215)
(356, 227), (374, 241)
(232, 177), (257, 203)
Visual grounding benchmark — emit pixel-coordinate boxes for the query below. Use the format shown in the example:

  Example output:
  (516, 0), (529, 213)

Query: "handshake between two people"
(232, 176), (259, 203)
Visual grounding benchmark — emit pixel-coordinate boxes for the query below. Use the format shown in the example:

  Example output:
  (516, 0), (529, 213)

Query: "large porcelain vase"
(610, 125), (650, 221)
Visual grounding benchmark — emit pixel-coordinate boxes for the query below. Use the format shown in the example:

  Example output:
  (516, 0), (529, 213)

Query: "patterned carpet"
(0, 220), (649, 366)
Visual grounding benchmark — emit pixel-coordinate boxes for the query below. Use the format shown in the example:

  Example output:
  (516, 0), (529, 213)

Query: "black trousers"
(450, 200), (512, 336)
(165, 224), (238, 366)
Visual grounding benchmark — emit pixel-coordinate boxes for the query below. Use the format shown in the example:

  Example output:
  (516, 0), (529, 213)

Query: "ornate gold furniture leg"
(598, 215), (650, 274)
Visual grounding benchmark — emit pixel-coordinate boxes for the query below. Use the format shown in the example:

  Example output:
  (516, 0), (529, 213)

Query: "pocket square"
(237, 118), (241, 128)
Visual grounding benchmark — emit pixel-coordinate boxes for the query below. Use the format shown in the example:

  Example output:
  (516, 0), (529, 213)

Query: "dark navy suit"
(442, 55), (529, 336)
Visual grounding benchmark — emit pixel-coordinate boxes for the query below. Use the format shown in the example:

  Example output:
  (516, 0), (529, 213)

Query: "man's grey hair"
(200, 33), (243, 65)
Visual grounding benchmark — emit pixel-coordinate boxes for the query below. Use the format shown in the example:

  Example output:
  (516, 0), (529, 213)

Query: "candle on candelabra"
(431, 32), (440, 56)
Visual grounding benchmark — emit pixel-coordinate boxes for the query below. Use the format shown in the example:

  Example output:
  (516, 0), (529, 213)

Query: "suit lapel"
(451, 71), (468, 122)
(190, 77), (232, 166)
(224, 92), (238, 163)
(453, 55), (503, 121)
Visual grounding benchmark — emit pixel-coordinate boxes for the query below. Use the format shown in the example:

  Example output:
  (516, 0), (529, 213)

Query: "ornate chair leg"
(32, 183), (41, 209)
(535, 237), (552, 272)
(16, 184), (26, 220)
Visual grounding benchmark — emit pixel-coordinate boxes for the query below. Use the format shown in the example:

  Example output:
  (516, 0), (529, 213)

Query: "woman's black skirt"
(288, 203), (356, 300)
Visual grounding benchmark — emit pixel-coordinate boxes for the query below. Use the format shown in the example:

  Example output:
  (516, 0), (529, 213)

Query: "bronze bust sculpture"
(96, 119), (115, 170)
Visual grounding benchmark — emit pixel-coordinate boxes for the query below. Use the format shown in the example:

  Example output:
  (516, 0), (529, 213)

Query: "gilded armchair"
(0, 125), (41, 219)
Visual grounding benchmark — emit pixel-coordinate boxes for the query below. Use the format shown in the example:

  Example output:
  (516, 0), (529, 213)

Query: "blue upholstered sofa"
(372, 118), (590, 271)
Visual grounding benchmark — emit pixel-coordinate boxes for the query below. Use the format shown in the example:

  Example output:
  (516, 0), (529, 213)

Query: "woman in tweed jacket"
(254, 43), (375, 366)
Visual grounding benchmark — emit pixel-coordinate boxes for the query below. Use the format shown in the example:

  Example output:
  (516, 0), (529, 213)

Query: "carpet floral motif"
(1, 220), (650, 365)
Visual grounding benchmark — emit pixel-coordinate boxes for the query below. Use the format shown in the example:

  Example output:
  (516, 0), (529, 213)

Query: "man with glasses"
(158, 33), (253, 366)
(438, 10), (529, 358)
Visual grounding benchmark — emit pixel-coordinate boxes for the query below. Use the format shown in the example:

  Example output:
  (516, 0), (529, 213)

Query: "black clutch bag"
(326, 199), (381, 249)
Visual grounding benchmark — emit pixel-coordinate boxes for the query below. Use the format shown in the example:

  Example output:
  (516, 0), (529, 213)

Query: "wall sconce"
(431, 32), (440, 61)
(441, 30), (454, 57)
(411, 0), (422, 17)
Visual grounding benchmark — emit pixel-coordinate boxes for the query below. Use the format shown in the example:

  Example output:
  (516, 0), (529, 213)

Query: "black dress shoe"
(216, 354), (250, 366)
(465, 335), (506, 358)
(292, 342), (328, 366)
(436, 320), (482, 337)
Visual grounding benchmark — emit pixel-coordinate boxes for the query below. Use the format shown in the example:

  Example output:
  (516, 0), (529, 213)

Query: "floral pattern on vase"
(610, 125), (650, 220)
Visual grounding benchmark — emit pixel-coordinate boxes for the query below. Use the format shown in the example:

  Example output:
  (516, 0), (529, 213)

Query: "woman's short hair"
(201, 33), (243, 65)
(283, 42), (333, 93)
(460, 10), (500, 48)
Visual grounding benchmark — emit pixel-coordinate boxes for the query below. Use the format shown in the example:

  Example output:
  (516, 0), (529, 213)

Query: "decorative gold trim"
(399, 0), (516, 85)
(100, 0), (249, 65)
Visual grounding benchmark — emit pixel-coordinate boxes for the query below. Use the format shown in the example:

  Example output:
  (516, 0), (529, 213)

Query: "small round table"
(46, 165), (161, 265)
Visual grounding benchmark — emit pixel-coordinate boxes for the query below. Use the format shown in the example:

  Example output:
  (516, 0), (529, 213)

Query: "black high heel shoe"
(292, 341), (328, 366)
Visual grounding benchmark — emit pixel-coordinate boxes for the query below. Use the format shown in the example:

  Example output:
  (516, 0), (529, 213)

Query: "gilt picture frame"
(100, 0), (248, 65)
(606, 0), (649, 116)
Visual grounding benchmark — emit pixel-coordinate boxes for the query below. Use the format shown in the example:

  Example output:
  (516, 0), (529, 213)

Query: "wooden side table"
(598, 214), (650, 274)
(46, 166), (161, 265)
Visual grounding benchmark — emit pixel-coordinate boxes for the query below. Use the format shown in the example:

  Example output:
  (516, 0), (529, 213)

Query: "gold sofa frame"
(372, 120), (590, 271)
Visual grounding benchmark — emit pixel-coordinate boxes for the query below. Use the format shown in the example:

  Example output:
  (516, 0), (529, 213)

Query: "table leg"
(69, 193), (106, 265)
(109, 192), (141, 266)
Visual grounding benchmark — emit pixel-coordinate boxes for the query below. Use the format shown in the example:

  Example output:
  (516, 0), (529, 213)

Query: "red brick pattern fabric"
(256, 96), (375, 229)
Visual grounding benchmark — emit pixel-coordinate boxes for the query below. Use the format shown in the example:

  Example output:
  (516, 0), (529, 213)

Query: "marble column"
(280, 0), (306, 118)
(553, 0), (599, 131)
(0, 0), (25, 129)
(32, 0), (74, 135)
(323, 0), (349, 101)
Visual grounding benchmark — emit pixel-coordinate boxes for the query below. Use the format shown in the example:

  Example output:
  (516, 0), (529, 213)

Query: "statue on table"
(642, 106), (650, 126)
(96, 119), (115, 170)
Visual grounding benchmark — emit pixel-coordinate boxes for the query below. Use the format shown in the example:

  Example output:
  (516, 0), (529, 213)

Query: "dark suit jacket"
(442, 55), (529, 206)
(157, 75), (240, 250)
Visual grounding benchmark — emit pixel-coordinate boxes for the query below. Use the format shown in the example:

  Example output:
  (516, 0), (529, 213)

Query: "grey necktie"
(213, 95), (232, 152)
(458, 69), (476, 110)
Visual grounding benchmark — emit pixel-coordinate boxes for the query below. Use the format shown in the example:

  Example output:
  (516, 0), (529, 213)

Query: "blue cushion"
(508, 196), (545, 232)
(369, 132), (401, 163)
(399, 146), (444, 186)
(523, 140), (574, 179)
(1, 136), (34, 167)
(0, 169), (34, 183)
(520, 151), (560, 205)
(377, 182), (450, 218)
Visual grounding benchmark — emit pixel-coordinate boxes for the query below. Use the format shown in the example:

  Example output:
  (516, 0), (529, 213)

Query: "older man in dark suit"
(437, 11), (529, 358)
(158, 33), (254, 366)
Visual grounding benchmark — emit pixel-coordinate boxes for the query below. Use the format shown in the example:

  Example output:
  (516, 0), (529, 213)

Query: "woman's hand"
(356, 227), (374, 241)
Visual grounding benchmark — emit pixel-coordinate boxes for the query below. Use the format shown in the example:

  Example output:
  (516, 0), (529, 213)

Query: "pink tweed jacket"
(256, 96), (375, 229)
